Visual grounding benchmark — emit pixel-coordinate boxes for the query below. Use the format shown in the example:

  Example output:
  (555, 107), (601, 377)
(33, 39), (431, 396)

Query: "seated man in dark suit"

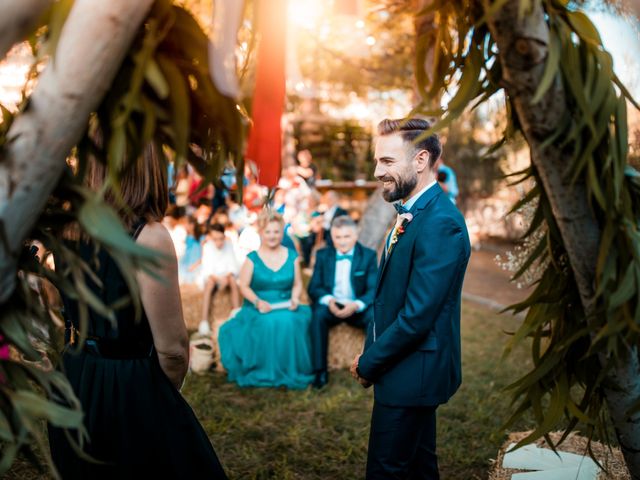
(308, 215), (378, 388)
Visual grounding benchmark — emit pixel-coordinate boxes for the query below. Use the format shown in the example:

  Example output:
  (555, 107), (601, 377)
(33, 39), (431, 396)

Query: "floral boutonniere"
(388, 213), (413, 255)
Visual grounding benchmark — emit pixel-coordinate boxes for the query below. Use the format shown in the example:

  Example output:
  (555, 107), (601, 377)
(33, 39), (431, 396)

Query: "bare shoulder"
(136, 221), (175, 255)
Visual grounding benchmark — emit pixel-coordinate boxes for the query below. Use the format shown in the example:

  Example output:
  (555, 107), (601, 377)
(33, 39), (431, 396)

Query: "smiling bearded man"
(351, 118), (471, 479)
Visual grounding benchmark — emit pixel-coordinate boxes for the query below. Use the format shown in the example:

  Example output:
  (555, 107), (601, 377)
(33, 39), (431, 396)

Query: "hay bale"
(211, 289), (233, 321)
(181, 284), (235, 373)
(328, 323), (366, 370)
(488, 431), (630, 480)
(180, 284), (203, 331)
(181, 284), (366, 372)
(210, 313), (234, 373)
(180, 284), (234, 331)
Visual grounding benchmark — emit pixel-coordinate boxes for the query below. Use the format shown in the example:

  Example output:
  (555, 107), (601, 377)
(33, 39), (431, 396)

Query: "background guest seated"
(217, 211), (314, 389)
(196, 223), (241, 334)
(308, 215), (377, 388)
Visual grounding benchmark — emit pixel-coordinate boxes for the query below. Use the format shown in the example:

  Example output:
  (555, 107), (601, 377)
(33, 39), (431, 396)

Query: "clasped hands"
(350, 354), (372, 388)
(328, 299), (358, 319)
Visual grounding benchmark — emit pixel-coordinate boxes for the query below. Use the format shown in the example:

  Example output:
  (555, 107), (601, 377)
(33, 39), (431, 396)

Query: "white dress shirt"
(319, 247), (366, 312)
(200, 240), (239, 279)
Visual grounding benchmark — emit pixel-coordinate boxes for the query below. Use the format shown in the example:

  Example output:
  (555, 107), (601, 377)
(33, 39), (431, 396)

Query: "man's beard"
(381, 173), (418, 202)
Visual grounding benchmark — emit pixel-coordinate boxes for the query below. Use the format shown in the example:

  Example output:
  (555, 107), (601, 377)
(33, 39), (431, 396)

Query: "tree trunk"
(0, 0), (154, 303)
(487, 1), (640, 476)
(0, 0), (52, 60)
(358, 188), (396, 253)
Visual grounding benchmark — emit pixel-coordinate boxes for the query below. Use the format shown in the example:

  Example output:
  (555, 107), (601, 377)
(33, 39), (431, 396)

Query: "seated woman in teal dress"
(218, 210), (314, 389)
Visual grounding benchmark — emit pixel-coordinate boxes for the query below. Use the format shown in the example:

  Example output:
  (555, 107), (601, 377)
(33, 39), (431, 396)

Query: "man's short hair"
(377, 118), (442, 168)
(331, 215), (357, 230)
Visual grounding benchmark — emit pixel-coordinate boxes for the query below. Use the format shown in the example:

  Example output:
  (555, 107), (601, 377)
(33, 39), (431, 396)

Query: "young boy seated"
(196, 223), (241, 334)
(307, 215), (378, 388)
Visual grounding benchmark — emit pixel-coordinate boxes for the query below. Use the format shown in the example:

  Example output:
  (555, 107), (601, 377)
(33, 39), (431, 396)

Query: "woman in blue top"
(218, 210), (314, 389)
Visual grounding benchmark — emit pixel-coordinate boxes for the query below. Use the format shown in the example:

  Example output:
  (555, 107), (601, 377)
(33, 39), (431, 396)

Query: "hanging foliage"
(412, 0), (640, 460)
(0, 0), (245, 475)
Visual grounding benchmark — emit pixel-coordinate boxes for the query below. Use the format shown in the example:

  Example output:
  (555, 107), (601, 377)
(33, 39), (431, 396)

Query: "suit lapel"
(327, 248), (337, 288)
(407, 182), (443, 221)
(376, 223), (408, 293)
(375, 246), (386, 292)
(350, 244), (362, 287)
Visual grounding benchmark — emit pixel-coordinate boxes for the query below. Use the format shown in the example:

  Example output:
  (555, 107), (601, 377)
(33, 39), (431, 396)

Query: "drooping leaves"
(414, 0), (640, 458)
(0, 0), (246, 474)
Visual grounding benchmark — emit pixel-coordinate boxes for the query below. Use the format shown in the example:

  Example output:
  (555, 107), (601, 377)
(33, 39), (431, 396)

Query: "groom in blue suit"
(352, 118), (471, 479)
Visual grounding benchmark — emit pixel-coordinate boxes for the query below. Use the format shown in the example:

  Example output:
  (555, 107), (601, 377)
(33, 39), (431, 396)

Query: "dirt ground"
(463, 243), (531, 309)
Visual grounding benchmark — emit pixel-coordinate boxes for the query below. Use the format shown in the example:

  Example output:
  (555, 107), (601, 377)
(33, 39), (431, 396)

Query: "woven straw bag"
(189, 335), (215, 374)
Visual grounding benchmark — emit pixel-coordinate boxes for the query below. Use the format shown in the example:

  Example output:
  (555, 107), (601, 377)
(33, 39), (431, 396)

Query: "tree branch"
(0, 0), (52, 60)
(358, 188), (396, 252)
(0, 0), (154, 302)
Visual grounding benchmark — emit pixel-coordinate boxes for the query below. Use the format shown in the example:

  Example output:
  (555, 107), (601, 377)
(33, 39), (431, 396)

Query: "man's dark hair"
(377, 118), (442, 168)
(197, 197), (211, 207)
(208, 223), (225, 234)
(166, 205), (178, 219)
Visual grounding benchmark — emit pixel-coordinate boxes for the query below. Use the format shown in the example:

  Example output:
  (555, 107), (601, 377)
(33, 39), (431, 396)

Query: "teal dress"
(218, 249), (314, 389)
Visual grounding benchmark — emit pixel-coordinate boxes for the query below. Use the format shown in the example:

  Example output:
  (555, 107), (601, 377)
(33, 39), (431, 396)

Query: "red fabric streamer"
(246, 0), (287, 188)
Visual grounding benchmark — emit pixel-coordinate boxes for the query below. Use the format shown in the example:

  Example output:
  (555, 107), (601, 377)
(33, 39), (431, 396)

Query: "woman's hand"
(289, 298), (299, 311)
(256, 300), (272, 314)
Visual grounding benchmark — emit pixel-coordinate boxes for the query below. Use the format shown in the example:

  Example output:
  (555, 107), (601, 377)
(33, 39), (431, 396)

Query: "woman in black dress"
(48, 144), (227, 479)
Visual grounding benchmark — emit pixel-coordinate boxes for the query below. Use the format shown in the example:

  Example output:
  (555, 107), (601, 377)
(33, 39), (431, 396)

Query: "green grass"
(181, 302), (535, 479)
(7, 302), (535, 479)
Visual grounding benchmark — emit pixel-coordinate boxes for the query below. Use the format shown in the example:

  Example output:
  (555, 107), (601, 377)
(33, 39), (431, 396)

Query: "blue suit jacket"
(358, 183), (471, 407)
(308, 243), (377, 309)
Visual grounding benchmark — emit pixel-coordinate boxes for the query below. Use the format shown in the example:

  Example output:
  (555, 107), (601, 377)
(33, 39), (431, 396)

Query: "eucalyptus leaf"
(531, 25), (561, 105)
(9, 390), (83, 429)
(144, 58), (170, 99)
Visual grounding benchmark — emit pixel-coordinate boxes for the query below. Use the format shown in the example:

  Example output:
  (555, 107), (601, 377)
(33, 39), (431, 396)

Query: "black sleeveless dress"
(48, 222), (227, 479)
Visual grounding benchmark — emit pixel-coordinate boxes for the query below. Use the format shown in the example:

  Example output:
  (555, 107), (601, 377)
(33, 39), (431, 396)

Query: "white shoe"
(198, 320), (211, 335)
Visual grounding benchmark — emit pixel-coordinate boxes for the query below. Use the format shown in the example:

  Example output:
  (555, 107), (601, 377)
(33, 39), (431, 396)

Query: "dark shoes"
(312, 371), (328, 389)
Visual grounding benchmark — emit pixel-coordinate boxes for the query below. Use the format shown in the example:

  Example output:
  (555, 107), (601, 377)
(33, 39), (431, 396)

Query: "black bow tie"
(393, 203), (409, 215)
